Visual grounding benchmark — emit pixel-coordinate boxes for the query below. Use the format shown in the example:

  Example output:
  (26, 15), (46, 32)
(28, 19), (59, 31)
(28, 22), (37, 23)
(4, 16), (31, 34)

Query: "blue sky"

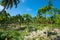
(1, 0), (60, 17)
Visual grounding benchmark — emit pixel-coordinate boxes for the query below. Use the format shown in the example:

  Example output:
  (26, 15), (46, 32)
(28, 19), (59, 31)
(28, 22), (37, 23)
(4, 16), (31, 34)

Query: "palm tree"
(22, 14), (32, 25)
(0, 10), (10, 28)
(0, 0), (20, 13)
(37, 6), (52, 23)
(37, 0), (53, 38)
(16, 14), (23, 26)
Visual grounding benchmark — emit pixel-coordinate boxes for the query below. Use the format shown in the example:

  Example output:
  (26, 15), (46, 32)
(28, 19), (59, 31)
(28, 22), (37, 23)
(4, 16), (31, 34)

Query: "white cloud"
(26, 8), (32, 12)
(0, 5), (4, 12)
(21, 0), (25, 3)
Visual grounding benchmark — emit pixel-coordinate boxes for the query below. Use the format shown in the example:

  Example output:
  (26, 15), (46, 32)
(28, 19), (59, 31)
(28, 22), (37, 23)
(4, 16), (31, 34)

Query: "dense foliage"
(0, 0), (60, 40)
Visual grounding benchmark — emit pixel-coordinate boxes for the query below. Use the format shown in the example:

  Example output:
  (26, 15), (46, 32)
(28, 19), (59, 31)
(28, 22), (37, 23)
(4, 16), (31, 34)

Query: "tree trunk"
(45, 13), (48, 39)
(5, 38), (8, 40)
(46, 26), (48, 38)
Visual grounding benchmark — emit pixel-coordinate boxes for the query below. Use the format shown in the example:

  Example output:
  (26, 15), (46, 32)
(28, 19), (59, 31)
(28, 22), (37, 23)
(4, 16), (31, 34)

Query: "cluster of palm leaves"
(0, 0), (20, 13)
(1, 0), (20, 8)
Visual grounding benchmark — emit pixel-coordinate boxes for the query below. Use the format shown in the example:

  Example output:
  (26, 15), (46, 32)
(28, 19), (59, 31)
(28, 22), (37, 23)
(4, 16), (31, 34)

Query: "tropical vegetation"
(0, 0), (60, 40)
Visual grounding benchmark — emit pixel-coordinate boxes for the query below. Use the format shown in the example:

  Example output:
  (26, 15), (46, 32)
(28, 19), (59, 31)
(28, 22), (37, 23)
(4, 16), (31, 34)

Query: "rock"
(54, 28), (59, 33)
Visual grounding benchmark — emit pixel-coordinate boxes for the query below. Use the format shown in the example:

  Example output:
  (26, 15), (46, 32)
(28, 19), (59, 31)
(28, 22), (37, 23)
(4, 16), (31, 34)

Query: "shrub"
(0, 30), (20, 40)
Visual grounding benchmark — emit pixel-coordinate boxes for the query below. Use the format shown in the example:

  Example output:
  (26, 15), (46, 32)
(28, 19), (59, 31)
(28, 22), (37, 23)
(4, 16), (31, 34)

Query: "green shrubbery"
(0, 30), (20, 40)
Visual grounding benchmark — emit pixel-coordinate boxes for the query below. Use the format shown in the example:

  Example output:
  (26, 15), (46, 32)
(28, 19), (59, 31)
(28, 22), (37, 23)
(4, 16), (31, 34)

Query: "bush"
(0, 30), (20, 40)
